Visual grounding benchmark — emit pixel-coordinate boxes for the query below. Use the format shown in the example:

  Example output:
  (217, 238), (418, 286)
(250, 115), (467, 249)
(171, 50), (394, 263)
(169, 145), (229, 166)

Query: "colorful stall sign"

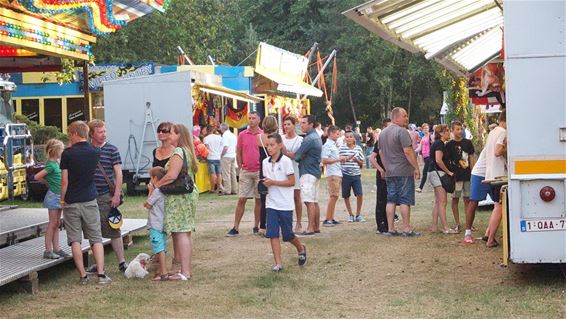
(468, 63), (505, 107)
(0, 1), (169, 60)
(82, 63), (155, 90)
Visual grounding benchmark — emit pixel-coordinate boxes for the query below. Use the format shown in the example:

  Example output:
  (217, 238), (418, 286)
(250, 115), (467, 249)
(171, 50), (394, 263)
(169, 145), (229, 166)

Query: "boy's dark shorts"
(342, 174), (363, 198)
(97, 193), (122, 238)
(266, 208), (295, 242)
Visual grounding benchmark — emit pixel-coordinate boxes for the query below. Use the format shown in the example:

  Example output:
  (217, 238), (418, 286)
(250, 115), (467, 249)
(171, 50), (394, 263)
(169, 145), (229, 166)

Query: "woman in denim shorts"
(34, 139), (70, 259)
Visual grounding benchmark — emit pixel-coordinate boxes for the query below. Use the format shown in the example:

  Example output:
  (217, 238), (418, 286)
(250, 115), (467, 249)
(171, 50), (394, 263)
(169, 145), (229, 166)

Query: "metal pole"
(177, 46), (195, 65)
(311, 49), (337, 87)
(82, 61), (90, 120)
(302, 49), (337, 100)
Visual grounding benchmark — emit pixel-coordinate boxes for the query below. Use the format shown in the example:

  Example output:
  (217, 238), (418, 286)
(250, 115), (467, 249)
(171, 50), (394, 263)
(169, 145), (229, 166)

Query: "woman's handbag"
(436, 170), (455, 193)
(160, 149), (195, 195)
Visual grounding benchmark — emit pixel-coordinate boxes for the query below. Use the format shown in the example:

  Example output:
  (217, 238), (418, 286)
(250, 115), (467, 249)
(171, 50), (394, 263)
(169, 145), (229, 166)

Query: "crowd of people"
(219, 107), (507, 264)
(36, 105), (507, 283)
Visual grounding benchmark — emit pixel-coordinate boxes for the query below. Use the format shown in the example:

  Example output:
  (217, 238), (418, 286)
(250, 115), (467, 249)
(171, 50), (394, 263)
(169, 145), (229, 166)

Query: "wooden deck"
(0, 218), (147, 291)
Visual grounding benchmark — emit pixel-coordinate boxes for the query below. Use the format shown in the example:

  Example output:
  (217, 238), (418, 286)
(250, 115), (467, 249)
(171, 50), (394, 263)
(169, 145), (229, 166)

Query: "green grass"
(0, 172), (565, 318)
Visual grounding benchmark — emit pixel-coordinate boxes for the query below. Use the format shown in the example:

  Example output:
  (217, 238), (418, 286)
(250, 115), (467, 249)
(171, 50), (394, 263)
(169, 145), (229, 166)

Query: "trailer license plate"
(520, 219), (566, 232)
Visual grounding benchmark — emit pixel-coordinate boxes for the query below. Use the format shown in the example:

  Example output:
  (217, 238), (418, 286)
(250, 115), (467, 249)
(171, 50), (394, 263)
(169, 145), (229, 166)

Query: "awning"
(255, 67), (323, 97)
(343, 0), (504, 76)
(195, 83), (263, 104)
(254, 42), (323, 97)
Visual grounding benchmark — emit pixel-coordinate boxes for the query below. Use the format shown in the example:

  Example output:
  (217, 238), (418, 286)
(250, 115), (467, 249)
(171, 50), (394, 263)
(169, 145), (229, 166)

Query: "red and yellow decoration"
(0, 6), (95, 60)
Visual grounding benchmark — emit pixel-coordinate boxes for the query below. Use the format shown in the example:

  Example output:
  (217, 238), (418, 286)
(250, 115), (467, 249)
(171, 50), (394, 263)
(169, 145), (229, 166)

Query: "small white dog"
(124, 253), (151, 279)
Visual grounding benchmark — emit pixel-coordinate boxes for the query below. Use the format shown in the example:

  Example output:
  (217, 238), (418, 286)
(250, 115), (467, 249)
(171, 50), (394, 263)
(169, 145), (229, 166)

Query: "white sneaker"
(347, 215), (355, 223)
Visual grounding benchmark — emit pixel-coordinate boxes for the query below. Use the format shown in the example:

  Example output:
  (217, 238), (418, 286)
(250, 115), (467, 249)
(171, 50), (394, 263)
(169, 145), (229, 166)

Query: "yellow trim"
(501, 186), (509, 267)
(39, 98), (45, 125)
(61, 98), (68, 132)
(15, 99), (21, 114)
(514, 160), (566, 175)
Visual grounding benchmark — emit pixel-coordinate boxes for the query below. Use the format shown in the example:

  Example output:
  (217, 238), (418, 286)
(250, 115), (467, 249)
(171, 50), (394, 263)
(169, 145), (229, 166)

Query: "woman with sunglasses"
(153, 122), (175, 168)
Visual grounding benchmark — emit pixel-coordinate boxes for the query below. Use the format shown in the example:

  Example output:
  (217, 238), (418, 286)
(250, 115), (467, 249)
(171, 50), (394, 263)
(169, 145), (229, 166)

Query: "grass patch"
(1, 172), (565, 318)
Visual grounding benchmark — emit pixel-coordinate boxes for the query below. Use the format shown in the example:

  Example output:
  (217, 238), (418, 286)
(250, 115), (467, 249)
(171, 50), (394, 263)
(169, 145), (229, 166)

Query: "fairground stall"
(344, 0), (566, 265)
(0, 0), (168, 200)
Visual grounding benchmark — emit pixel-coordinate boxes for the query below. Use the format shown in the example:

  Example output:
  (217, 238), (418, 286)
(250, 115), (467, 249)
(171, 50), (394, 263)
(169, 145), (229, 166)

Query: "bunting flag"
(224, 101), (248, 129)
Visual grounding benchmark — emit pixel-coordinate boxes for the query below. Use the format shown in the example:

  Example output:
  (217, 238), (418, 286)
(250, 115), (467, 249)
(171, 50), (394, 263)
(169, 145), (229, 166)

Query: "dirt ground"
(1, 171), (565, 319)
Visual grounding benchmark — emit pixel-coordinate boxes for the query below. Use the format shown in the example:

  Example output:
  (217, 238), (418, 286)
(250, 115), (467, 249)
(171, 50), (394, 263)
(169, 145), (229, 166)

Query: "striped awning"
(343, 0), (504, 76)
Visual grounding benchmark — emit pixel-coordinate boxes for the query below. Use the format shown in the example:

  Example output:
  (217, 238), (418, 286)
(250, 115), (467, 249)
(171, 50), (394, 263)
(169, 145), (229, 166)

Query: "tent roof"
(343, 0), (503, 76)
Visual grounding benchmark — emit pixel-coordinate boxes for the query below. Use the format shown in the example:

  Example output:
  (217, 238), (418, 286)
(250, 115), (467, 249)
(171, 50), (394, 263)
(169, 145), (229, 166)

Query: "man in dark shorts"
(446, 121), (475, 232)
(379, 107), (421, 237)
(61, 121), (111, 284)
(88, 119), (127, 273)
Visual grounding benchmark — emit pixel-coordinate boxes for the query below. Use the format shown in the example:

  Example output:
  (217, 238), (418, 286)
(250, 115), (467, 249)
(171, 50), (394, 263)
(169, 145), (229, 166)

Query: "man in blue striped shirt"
(87, 120), (127, 273)
(339, 131), (365, 222)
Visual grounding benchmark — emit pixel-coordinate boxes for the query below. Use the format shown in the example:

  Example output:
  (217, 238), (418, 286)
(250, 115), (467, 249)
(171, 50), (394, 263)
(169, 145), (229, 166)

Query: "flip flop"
(151, 274), (169, 282)
(168, 272), (190, 281)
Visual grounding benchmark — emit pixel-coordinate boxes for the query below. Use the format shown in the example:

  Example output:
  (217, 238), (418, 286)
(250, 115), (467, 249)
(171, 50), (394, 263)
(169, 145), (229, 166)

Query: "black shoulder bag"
(160, 148), (195, 195)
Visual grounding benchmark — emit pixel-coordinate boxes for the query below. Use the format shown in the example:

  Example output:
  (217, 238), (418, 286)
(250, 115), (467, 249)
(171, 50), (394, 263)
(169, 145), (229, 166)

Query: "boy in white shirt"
(321, 125), (346, 226)
(262, 133), (307, 272)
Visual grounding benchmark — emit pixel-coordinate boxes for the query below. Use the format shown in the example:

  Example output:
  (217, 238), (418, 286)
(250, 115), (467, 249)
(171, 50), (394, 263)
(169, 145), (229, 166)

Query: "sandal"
(168, 272), (190, 281)
(442, 228), (458, 234)
(152, 274), (169, 281)
(486, 240), (499, 248)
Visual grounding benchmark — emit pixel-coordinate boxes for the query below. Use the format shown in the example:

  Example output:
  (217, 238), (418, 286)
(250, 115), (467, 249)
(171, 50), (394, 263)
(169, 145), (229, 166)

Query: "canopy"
(254, 42), (323, 97)
(0, 0), (169, 61)
(343, 0), (503, 76)
(195, 83), (263, 104)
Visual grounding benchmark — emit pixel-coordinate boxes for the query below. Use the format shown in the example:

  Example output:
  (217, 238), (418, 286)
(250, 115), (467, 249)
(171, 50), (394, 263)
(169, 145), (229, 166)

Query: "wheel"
(124, 172), (138, 196)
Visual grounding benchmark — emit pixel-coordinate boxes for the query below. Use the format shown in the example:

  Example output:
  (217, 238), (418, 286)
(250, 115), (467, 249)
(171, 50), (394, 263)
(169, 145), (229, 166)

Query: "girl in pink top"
(416, 123), (431, 192)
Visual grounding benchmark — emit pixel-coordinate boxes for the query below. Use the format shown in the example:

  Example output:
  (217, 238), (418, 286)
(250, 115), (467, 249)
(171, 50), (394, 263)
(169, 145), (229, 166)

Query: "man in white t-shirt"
(219, 123), (237, 195)
(464, 110), (506, 245)
(203, 127), (224, 193)
(484, 110), (507, 248)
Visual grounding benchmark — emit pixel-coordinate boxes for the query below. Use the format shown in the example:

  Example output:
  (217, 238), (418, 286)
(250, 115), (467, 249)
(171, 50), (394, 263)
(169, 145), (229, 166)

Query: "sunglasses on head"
(157, 128), (170, 133)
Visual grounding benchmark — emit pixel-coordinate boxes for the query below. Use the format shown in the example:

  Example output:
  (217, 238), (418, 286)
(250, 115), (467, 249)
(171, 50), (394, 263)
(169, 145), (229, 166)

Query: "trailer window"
(21, 99), (39, 123)
(44, 98), (62, 130)
(67, 97), (87, 124)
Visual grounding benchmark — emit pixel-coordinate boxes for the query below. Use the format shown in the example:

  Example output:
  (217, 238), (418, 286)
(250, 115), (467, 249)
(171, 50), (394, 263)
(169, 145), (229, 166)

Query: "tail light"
(539, 186), (555, 202)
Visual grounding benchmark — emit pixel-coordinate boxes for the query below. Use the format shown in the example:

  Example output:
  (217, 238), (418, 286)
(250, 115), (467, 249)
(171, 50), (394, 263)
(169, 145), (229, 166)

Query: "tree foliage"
(93, 0), (447, 128)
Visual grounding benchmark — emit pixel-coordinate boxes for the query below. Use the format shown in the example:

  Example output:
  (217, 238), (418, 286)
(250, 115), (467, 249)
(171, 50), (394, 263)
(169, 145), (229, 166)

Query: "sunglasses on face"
(157, 128), (170, 134)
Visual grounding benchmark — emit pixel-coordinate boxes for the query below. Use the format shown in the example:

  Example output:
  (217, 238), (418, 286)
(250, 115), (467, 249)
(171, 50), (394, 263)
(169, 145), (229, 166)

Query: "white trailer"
(344, 0), (566, 264)
(103, 71), (193, 194)
(504, 1), (566, 264)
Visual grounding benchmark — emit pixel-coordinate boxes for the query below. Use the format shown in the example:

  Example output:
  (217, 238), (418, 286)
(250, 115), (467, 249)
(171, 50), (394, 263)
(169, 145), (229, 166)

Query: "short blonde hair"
(67, 121), (89, 139)
(45, 139), (64, 159)
(87, 119), (105, 137)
